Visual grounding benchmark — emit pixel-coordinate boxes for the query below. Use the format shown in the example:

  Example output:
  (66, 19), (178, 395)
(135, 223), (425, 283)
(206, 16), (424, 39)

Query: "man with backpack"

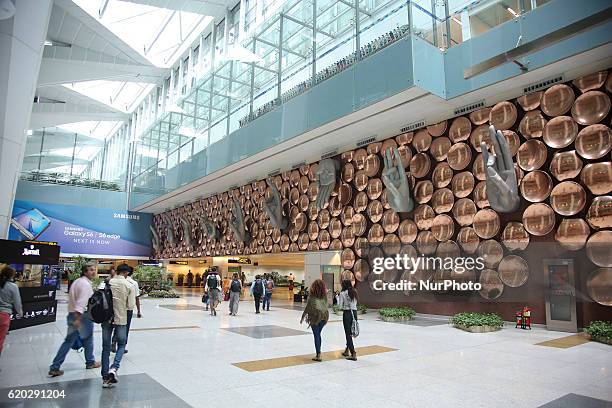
(228, 273), (242, 316)
(263, 274), (274, 311)
(205, 267), (221, 316)
(101, 264), (135, 388)
(250, 275), (265, 314)
(48, 264), (100, 377)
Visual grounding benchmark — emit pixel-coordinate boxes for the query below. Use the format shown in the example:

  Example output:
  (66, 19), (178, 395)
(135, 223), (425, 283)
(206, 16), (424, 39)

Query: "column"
(0, 0), (53, 237)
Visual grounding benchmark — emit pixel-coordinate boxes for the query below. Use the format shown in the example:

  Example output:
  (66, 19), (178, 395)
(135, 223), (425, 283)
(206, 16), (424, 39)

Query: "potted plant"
(379, 307), (415, 322)
(450, 312), (504, 333)
(584, 321), (612, 345)
(148, 289), (179, 298)
(332, 304), (343, 315)
(357, 304), (368, 315)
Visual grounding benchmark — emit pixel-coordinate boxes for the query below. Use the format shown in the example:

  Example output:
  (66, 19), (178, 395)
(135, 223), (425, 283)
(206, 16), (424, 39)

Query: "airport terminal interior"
(0, 0), (611, 407)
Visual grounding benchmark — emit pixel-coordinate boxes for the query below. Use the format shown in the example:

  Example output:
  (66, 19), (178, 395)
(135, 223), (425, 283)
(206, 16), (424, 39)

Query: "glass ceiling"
(63, 81), (152, 113)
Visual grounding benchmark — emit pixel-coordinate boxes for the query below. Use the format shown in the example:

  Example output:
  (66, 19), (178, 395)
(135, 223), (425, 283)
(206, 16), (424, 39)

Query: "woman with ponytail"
(337, 279), (358, 361)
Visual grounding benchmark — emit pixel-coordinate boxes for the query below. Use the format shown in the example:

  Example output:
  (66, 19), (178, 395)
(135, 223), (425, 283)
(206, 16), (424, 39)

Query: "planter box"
(588, 335), (612, 345)
(454, 324), (501, 333)
(380, 315), (413, 322)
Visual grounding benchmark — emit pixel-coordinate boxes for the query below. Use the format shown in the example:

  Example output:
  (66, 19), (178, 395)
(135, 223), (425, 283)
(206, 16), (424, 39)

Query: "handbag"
(351, 314), (360, 338)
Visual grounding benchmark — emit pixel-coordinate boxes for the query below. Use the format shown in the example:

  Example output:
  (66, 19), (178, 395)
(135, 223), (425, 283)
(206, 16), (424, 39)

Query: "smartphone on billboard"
(10, 208), (51, 240)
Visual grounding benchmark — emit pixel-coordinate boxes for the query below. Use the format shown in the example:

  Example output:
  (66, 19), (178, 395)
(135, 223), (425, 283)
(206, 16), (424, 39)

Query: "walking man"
(228, 273), (242, 316)
(205, 267), (221, 316)
(263, 274), (274, 311)
(112, 266), (140, 354)
(101, 264), (135, 388)
(250, 275), (264, 314)
(49, 264), (100, 377)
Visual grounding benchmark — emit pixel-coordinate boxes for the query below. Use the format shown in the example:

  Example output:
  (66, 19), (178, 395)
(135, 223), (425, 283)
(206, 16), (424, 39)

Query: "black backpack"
(253, 279), (263, 296)
(88, 282), (113, 324)
(230, 280), (241, 293)
(207, 274), (218, 289)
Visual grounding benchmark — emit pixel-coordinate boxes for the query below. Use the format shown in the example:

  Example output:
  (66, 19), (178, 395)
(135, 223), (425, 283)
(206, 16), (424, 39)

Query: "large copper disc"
(498, 255), (529, 287)
(470, 124), (492, 152)
(365, 154), (381, 177)
(307, 201), (318, 220)
(541, 84), (575, 116)
(367, 200), (384, 223)
(431, 214), (454, 241)
(519, 110), (547, 139)
(410, 153), (431, 178)
(555, 218), (590, 251)
(366, 178), (383, 200)
(413, 129), (432, 152)
(453, 198), (477, 226)
(550, 150), (583, 181)
(299, 175), (310, 193)
(571, 90), (611, 125)
(353, 259), (370, 282)
(575, 124), (611, 159)
(437, 240), (460, 260)
(381, 209), (400, 234)
(397, 145), (412, 168)
(368, 223), (384, 246)
(416, 230), (437, 255)
(367, 142), (382, 155)
(396, 132), (414, 146)
(457, 227), (479, 254)
(478, 269), (504, 300)
(341, 151), (354, 163)
(586, 268), (612, 306)
(307, 221), (319, 241)
(517, 139), (547, 171)
(542, 116), (578, 148)
(523, 203), (556, 236)
(432, 162), (453, 188)
(298, 233), (309, 250)
(586, 231), (612, 267)
(354, 237), (369, 257)
(449, 116), (472, 142)
(477, 239), (504, 268)
(368, 246), (385, 270)
(382, 234), (401, 255)
(473, 209), (500, 239)
(451, 171), (475, 198)
(502, 222), (530, 251)
(329, 196), (342, 217)
(520, 170), (553, 202)
(308, 164), (318, 181)
(472, 154), (486, 181)
(473, 181), (490, 209)
(299, 194), (310, 211)
(318, 229), (331, 249)
(431, 188), (454, 214)
(353, 191), (369, 214)
(447, 143), (472, 170)
(398, 220), (418, 244)
(330, 239), (342, 250)
(341, 248), (356, 269)
(294, 212), (307, 231)
(353, 149), (367, 169)
(581, 162), (612, 195)
(430, 137), (452, 161)
(353, 170), (368, 191)
(352, 213), (367, 236)
(427, 120), (447, 137)
(414, 204), (435, 230)
(572, 71), (608, 92)
(329, 218), (342, 239)
(587, 195), (612, 229)
(341, 206), (354, 227)
(469, 107), (491, 125)
(341, 226), (355, 247)
(342, 163), (355, 183)
(550, 181), (586, 216)
(517, 91), (542, 111)
(501, 130), (521, 156)
(415, 180), (434, 204)
(318, 208), (330, 229)
(489, 101), (517, 130)
(381, 139), (398, 155)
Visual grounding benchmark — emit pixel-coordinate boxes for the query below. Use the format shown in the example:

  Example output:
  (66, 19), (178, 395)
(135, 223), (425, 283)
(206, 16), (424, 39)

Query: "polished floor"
(1, 288), (611, 408)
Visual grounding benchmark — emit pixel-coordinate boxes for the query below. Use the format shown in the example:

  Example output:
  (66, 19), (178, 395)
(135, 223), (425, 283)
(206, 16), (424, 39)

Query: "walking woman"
(300, 279), (329, 362)
(337, 279), (358, 361)
(0, 265), (23, 357)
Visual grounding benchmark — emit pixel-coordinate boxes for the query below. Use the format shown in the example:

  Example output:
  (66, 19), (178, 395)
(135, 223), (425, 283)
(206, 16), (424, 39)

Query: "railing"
(20, 171), (123, 192)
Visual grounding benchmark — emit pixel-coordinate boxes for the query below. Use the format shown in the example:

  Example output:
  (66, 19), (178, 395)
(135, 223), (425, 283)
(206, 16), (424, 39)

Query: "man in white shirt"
(48, 265), (100, 377)
(102, 264), (135, 388)
(112, 267), (142, 353)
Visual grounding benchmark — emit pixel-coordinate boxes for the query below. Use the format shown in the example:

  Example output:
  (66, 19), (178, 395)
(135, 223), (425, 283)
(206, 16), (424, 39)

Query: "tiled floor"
(222, 324), (309, 338)
(1, 292), (611, 408)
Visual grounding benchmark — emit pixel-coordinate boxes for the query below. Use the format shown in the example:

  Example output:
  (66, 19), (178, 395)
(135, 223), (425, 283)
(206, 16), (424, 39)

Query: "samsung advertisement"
(9, 200), (152, 258)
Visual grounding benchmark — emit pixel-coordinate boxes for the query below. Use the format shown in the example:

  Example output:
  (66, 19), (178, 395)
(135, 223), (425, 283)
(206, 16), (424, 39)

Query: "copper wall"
(152, 70), (612, 325)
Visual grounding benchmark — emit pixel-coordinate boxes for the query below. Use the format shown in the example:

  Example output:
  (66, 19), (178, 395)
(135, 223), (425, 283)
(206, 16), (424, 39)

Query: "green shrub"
(585, 321), (612, 340)
(450, 312), (504, 328)
(357, 304), (368, 314)
(379, 307), (415, 319)
(332, 304), (341, 313)
(148, 289), (179, 298)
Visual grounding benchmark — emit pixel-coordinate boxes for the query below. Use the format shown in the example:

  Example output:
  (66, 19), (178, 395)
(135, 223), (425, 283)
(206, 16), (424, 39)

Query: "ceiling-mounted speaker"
(0, 0), (15, 20)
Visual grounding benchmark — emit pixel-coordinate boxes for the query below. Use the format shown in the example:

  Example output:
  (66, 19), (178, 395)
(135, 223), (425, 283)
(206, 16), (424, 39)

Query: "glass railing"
(20, 171), (123, 192)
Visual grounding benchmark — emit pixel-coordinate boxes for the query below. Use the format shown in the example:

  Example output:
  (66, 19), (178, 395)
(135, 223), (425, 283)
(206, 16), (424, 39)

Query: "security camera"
(0, 0), (16, 20)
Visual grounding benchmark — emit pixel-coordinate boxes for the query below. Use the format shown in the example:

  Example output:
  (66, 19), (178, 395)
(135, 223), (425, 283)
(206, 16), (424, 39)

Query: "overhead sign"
(9, 200), (152, 258)
(0, 239), (60, 265)
(228, 257), (251, 264)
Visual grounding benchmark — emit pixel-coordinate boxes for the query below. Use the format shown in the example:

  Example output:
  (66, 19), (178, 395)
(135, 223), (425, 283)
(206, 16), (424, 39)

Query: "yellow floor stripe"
(232, 345), (397, 372)
(535, 334), (590, 348)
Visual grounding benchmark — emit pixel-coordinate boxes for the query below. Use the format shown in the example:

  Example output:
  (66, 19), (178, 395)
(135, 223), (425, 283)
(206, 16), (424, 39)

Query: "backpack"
(88, 282), (113, 324)
(230, 280), (241, 293)
(207, 274), (218, 289)
(253, 279), (263, 296)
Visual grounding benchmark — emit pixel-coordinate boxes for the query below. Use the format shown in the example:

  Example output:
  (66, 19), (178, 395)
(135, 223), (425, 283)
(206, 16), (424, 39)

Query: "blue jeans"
(50, 312), (95, 370)
(263, 292), (272, 310)
(101, 322), (127, 378)
(311, 320), (326, 354)
(112, 310), (133, 346)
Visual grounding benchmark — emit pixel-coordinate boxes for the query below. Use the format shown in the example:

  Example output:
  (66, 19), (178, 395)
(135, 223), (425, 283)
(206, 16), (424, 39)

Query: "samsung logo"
(22, 245), (40, 256)
(113, 213), (140, 220)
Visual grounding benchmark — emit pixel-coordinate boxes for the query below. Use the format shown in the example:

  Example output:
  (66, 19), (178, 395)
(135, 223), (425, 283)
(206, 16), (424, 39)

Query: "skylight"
(63, 81), (152, 113)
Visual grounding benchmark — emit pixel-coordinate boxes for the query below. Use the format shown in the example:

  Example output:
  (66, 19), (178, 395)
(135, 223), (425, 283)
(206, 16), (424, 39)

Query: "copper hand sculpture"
(229, 197), (250, 243)
(200, 215), (219, 240)
(481, 125), (521, 213)
(381, 147), (414, 213)
(163, 214), (176, 246)
(180, 217), (193, 248)
(263, 178), (287, 229)
(315, 158), (340, 210)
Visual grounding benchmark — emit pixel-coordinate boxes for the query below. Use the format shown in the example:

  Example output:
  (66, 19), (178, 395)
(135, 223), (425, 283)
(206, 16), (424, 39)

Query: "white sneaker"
(102, 379), (114, 388)
(108, 367), (118, 384)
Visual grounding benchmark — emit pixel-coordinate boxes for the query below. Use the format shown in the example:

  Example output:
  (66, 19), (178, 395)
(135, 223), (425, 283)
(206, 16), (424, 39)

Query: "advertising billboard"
(9, 200), (152, 258)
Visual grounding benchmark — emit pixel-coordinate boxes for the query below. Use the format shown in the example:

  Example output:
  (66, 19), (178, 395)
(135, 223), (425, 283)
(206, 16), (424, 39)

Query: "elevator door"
(543, 259), (577, 332)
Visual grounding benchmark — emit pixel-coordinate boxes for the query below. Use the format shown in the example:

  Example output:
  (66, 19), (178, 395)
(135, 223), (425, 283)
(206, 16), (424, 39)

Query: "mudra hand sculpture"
(164, 214), (176, 246)
(481, 125), (521, 213)
(263, 178), (287, 229)
(315, 158), (340, 210)
(200, 215), (219, 240)
(180, 217), (193, 248)
(381, 147), (414, 213)
(229, 198), (250, 243)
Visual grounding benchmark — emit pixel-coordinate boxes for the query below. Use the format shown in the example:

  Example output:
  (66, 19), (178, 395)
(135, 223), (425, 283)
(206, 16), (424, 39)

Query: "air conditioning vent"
(321, 149), (338, 160)
(523, 75), (564, 94)
(453, 100), (485, 117)
(400, 120), (425, 133)
(356, 136), (377, 147)
(291, 161), (306, 170)
(267, 169), (281, 177)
